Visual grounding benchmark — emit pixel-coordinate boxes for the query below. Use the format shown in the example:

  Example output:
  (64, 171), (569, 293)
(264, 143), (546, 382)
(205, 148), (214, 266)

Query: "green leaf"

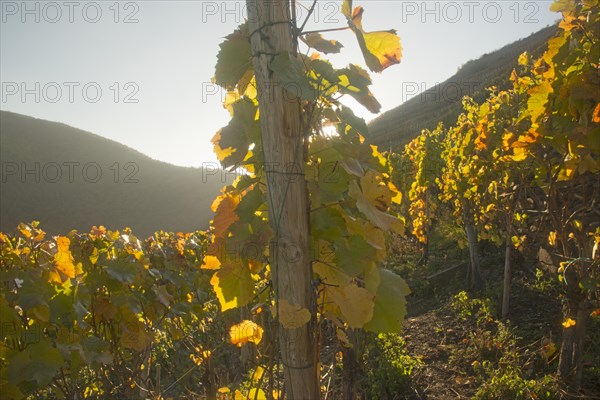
(82, 336), (114, 367)
(214, 23), (252, 90)
(9, 341), (64, 387)
(365, 269), (410, 333)
(338, 65), (382, 113)
(311, 207), (345, 240)
(236, 185), (264, 223)
(210, 263), (254, 311)
(335, 235), (376, 276)
(212, 98), (260, 168)
(310, 59), (341, 86)
(105, 260), (137, 284)
(338, 105), (369, 137)
(270, 52), (317, 101)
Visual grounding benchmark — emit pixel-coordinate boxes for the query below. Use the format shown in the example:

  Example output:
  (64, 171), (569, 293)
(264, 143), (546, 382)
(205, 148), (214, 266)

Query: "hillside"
(368, 25), (558, 148)
(0, 110), (228, 237)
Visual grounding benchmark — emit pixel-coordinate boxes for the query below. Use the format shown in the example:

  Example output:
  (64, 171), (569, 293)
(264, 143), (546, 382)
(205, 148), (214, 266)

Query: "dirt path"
(401, 306), (478, 400)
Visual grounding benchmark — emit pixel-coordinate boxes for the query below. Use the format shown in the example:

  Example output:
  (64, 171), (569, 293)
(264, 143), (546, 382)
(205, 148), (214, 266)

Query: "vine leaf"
(212, 98), (259, 168)
(211, 194), (240, 239)
(338, 65), (381, 113)
(331, 283), (374, 328)
(349, 174), (405, 234)
(270, 52), (317, 101)
(302, 32), (343, 54)
(335, 235), (376, 276)
(210, 263), (254, 311)
(528, 80), (553, 122)
(7, 341), (63, 387)
(214, 23), (252, 90)
(341, 0), (353, 18)
(311, 207), (345, 240)
(235, 388), (268, 400)
(201, 255), (221, 270)
(229, 320), (263, 346)
(365, 269), (410, 333)
(273, 299), (311, 329)
(51, 236), (77, 283)
(344, 5), (402, 73)
(120, 319), (153, 352)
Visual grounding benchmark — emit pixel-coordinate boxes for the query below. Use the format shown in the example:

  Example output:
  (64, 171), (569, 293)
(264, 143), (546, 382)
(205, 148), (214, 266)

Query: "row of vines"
(400, 0), (599, 389)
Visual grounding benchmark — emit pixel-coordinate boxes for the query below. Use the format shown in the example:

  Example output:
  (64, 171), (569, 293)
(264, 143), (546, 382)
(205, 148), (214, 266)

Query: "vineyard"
(1, 0), (599, 399)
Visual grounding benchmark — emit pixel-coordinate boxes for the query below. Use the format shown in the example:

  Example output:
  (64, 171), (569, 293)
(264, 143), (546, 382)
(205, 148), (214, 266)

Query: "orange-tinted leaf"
(211, 194), (240, 239)
(593, 103), (600, 123)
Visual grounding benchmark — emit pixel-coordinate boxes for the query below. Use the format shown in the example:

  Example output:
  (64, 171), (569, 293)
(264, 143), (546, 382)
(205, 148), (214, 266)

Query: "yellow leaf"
(229, 320), (263, 347)
(211, 130), (237, 163)
(234, 388), (267, 400)
(331, 283), (374, 328)
(201, 255), (221, 270)
(252, 366), (265, 383)
(511, 147), (528, 162)
(548, 231), (557, 247)
(273, 299), (311, 329)
(247, 388), (267, 400)
(518, 51), (529, 66)
(346, 7), (402, 72)
(562, 318), (576, 328)
(528, 80), (553, 122)
(51, 236), (76, 283)
(18, 223), (32, 238)
(349, 179), (405, 234)
(218, 387), (231, 394)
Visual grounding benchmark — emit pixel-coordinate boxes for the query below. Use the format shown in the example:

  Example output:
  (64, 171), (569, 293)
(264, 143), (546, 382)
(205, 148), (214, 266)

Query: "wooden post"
(461, 199), (483, 292)
(246, 0), (319, 398)
(501, 217), (512, 318)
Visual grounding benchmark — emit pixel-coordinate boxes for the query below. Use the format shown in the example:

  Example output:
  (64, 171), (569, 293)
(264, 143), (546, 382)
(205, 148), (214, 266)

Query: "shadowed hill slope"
(0, 110), (229, 237)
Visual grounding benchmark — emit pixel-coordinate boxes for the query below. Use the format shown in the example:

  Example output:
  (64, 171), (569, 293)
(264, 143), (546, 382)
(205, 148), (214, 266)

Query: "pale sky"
(0, 0), (559, 167)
